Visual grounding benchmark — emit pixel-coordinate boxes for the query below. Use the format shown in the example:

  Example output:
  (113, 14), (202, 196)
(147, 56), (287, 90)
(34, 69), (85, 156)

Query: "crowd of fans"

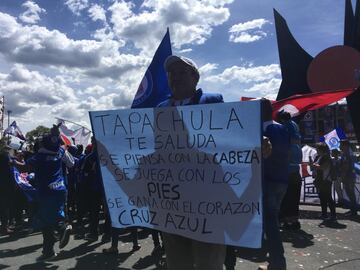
(0, 55), (359, 270)
(0, 112), (358, 269)
(0, 125), (164, 262)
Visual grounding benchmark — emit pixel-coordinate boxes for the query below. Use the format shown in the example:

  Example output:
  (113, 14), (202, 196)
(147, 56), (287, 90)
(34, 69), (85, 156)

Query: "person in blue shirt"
(27, 125), (74, 261)
(278, 111), (303, 230)
(259, 99), (290, 270)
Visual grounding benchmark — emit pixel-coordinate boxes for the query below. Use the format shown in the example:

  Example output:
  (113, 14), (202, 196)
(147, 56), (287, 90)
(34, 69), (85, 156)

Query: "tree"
(26, 125), (50, 147)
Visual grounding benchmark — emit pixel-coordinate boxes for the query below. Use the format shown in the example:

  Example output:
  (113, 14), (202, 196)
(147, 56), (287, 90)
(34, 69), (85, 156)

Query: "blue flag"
(320, 127), (347, 150)
(131, 29), (172, 108)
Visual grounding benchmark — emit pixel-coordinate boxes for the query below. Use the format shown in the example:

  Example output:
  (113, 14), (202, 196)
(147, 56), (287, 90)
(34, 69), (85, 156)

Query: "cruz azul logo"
(328, 136), (340, 149)
(133, 70), (153, 106)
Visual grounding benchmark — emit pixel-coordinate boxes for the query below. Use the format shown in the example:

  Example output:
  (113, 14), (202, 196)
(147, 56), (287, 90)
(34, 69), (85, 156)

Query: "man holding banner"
(158, 55), (226, 270)
(90, 55), (266, 270)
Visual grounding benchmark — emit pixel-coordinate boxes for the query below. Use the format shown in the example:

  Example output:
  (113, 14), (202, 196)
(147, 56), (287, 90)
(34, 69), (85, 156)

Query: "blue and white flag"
(321, 127), (347, 150)
(4, 121), (26, 140)
(13, 167), (37, 201)
(131, 29), (172, 108)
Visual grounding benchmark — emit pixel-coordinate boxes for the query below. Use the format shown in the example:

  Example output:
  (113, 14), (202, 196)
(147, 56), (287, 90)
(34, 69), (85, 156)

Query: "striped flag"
(4, 121), (26, 140)
(57, 119), (91, 147)
(272, 88), (354, 118)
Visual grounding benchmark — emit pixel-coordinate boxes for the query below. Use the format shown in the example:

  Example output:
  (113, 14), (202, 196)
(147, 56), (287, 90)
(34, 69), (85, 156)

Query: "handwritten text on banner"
(89, 101), (262, 248)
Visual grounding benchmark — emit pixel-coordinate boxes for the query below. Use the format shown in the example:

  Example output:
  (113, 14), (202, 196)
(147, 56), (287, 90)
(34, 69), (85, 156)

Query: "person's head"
(316, 142), (330, 156)
(41, 124), (62, 152)
(33, 138), (42, 153)
(164, 55), (200, 100)
(331, 148), (340, 158)
(261, 98), (273, 122)
(76, 144), (84, 156)
(15, 150), (24, 160)
(277, 110), (291, 123)
(85, 144), (93, 155)
(68, 145), (78, 156)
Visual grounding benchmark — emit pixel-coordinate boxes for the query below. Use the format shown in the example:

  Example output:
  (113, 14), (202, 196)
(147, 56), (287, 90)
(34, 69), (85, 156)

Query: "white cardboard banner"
(89, 101), (263, 248)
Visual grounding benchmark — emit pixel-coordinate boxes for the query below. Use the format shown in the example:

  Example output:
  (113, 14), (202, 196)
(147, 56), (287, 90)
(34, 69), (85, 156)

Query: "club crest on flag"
(133, 70), (153, 107)
(321, 127), (346, 150)
(328, 135), (340, 149)
(131, 29), (172, 109)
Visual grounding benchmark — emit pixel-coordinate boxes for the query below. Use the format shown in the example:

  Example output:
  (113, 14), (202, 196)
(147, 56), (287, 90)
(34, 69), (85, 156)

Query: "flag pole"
(0, 96), (3, 140)
(55, 117), (92, 132)
(7, 109), (11, 143)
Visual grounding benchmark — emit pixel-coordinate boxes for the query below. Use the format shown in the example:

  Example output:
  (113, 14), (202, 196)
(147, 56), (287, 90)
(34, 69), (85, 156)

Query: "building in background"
(300, 103), (359, 156)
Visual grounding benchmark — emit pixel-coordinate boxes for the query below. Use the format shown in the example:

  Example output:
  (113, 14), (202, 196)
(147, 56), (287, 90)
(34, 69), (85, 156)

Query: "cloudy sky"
(0, 0), (352, 133)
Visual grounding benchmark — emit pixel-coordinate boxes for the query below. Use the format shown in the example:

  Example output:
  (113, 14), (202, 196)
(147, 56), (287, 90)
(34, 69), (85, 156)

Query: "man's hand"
(262, 136), (272, 158)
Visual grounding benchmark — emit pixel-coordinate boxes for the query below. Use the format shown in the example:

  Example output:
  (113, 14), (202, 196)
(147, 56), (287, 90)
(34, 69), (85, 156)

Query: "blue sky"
(0, 0), (353, 132)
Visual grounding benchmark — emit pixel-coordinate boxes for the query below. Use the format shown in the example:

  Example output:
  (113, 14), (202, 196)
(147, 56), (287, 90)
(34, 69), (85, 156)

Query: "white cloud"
(83, 85), (105, 95)
(0, 13), (101, 68)
(65, 0), (89, 16)
(92, 26), (115, 41)
(230, 19), (270, 32)
(0, 12), (147, 81)
(201, 0), (234, 6)
(112, 90), (134, 108)
(19, 1), (46, 24)
(243, 78), (282, 98)
(109, 0), (234, 52)
(230, 32), (265, 43)
(0, 65), (76, 116)
(176, 48), (193, 54)
(200, 64), (281, 101)
(51, 102), (84, 120)
(229, 18), (270, 43)
(0, 63), (135, 132)
(0, 12), (19, 37)
(199, 63), (218, 75)
(84, 53), (147, 80)
(88, 4), (107, 23)
(205, 64), (281, 84)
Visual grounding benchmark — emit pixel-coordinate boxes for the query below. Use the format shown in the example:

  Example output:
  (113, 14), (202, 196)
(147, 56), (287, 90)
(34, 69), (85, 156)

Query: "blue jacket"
(263, 121), (291, 184)
(27, 148), (67, 195)
(283, 120), (302, 173)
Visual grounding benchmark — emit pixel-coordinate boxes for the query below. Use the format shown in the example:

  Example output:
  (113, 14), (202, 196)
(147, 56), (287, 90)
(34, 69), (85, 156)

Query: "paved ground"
(1, 205), (360, 270)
